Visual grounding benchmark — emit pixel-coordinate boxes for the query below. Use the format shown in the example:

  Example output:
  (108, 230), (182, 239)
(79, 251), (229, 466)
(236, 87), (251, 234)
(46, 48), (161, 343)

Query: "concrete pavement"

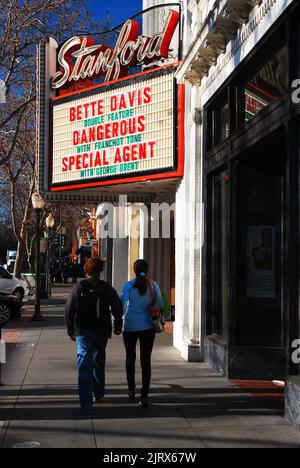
(1, 285), (300, 448)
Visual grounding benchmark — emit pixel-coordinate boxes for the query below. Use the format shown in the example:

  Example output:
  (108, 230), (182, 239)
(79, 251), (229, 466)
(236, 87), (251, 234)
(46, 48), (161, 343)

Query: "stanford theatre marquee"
(38, 7), (184, 204)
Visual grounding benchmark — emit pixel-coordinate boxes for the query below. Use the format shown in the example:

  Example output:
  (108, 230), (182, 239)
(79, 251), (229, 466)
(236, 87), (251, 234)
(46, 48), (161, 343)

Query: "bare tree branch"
(0, 0), (110, 275)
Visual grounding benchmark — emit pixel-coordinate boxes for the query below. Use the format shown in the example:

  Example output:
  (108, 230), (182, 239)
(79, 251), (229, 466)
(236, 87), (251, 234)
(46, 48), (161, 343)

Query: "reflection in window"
(220, 103), (229, 141)
(213, 95), (229, 146)
(244, 48), (287, 122)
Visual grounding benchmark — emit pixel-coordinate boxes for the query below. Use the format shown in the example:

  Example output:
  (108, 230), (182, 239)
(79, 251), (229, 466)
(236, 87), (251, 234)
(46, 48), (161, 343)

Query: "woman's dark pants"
(123, 328), (156, 398)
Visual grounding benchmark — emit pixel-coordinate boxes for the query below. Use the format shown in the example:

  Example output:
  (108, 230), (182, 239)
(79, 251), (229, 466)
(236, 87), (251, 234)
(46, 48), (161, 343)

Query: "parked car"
(0, 266), (29, 302)
(6, 250), (17, 272)
(0, 293), (22, 326)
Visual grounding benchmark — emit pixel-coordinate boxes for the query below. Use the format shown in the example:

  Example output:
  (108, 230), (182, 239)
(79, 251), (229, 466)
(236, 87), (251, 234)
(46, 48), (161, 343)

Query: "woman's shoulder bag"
(148, 280), (165, 334)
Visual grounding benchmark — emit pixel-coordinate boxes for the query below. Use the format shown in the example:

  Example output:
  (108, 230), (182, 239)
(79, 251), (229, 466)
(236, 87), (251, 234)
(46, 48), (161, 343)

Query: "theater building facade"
(38, 0), (300, 428)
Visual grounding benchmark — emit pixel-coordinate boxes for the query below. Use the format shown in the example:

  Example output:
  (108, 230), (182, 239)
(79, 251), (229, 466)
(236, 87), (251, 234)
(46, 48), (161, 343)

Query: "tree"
(2, 102), (35, 276)
(0, 0), (108, 277)
(0, 0), (101, 138)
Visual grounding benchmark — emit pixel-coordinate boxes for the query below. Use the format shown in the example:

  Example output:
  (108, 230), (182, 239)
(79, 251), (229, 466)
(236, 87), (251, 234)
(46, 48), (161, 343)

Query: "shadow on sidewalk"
(0, 384), (284, 421)
(0, 385), (284, 398)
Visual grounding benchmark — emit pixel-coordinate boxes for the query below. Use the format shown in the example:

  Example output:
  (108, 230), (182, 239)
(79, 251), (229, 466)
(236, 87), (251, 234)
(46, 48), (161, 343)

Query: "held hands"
(69, 335), (76, 342)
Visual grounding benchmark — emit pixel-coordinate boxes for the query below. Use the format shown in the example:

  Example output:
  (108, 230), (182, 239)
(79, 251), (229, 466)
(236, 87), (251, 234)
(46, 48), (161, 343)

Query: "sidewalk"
(1, 285), (300, 448)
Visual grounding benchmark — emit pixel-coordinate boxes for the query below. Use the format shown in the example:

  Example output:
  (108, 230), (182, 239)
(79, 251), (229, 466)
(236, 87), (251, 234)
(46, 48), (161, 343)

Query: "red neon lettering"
(137, 116), (145, 132)
(73, 131), (79, 146)
(111, 96), (117, 111)
(149, 141), (155, 157)
(51, 10), (180, 91)
(69, 156), (75, 170)
(144, 87), (151, 104)
(70, 107), (76, 122)
(62, 158), (68, 172)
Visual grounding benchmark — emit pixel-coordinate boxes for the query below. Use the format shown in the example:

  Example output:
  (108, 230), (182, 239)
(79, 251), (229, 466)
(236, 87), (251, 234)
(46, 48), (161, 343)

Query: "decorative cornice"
(183, 0), (281, 87)
(201, 0), (279, 93)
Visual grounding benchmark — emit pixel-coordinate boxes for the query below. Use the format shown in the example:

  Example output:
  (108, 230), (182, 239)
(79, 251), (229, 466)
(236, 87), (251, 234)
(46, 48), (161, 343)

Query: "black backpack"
(76, 279), (110, 331)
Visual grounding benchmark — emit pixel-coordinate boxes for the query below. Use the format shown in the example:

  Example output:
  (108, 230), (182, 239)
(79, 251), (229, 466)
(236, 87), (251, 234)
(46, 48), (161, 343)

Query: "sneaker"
(139, 397), (149, 408)
(128, 390), (136, 401)
(94, 396), (104, 404)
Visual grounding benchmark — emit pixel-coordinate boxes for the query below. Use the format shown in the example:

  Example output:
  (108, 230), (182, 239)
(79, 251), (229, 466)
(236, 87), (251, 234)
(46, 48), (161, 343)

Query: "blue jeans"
(75, 332), (108, 409)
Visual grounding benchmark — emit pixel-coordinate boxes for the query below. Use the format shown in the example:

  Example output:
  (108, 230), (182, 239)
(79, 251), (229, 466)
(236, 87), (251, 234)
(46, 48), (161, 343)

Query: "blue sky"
(89, 0), (143, 27)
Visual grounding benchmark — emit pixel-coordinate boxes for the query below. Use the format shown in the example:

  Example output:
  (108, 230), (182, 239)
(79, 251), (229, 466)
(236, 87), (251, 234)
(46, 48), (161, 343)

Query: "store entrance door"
(236, 136), (285, 348)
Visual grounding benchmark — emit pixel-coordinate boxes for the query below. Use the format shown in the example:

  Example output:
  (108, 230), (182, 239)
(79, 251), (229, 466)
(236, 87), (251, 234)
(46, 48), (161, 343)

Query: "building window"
(210, 172), (229, 337)
(212, 92), (229, 146)
(220, 102), (229, 141)
(243, 47), (288, 123)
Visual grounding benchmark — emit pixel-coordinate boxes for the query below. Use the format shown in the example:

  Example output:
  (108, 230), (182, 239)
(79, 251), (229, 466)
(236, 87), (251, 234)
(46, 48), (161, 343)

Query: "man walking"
(65, 257), (123, 414)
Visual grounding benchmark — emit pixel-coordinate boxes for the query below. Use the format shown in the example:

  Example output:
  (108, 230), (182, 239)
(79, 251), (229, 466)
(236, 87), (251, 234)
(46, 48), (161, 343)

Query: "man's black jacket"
(65, 278), (123, 338)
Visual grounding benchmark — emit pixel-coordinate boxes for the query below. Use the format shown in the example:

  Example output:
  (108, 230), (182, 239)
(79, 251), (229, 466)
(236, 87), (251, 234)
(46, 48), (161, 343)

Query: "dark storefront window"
(206, 42), (288, 153)
(211, 173), (228, 336)
(220, 101), (229, 141)
(207, 134), (286, 347)
(236, 142), (285, 347)
(206, 93), (229, 150)
(243, 47), (288, 123)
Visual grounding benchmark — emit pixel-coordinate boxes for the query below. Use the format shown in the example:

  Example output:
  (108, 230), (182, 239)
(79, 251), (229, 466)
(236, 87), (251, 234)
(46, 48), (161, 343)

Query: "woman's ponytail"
(133, 260), (149, 296)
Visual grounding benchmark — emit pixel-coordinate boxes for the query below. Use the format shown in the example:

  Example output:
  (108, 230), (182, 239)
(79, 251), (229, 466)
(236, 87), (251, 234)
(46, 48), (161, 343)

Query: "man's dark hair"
(84, 257), (105, 277)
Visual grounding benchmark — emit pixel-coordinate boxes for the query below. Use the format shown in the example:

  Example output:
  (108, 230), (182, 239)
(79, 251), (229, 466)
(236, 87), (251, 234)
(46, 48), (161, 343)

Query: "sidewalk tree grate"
(12, 442), (41, 448)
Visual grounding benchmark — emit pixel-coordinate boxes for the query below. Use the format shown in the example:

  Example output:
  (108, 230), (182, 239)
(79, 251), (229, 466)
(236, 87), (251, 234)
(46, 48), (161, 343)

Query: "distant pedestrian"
(50, 262), (55, 284)
(65, 257), (123, 415)
(121, 259), (163, 408)
(53, 261), (60, 283)
(63, 262), (69, 284)
(71, 261), (79, 284)
(55, 261), (62, 283)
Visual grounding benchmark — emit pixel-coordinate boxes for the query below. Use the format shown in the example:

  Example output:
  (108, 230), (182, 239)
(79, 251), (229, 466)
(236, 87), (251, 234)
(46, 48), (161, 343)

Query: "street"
(0, 285), (300, 449)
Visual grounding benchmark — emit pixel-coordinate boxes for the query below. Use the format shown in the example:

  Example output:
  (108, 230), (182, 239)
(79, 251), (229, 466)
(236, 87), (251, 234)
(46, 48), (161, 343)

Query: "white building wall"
(174, 82), (203, 361)
(143, 0), (181, 62)
(172, 0), (204, 361)
(143, 0), (161, 37)
(112, 238), (129, 295)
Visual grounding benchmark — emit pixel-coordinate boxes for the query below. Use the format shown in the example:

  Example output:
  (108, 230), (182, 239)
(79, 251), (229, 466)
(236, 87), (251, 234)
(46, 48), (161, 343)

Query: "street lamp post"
(31, 192), (45, 322)
(45, 213), (55, 298)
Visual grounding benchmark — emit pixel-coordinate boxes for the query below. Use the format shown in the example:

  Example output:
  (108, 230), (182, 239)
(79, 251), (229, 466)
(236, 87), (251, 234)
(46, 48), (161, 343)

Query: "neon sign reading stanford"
(51, 10), (180, 91)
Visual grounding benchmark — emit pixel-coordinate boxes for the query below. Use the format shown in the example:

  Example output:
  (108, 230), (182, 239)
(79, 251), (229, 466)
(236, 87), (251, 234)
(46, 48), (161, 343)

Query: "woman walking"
(121, 259), (163, 408)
